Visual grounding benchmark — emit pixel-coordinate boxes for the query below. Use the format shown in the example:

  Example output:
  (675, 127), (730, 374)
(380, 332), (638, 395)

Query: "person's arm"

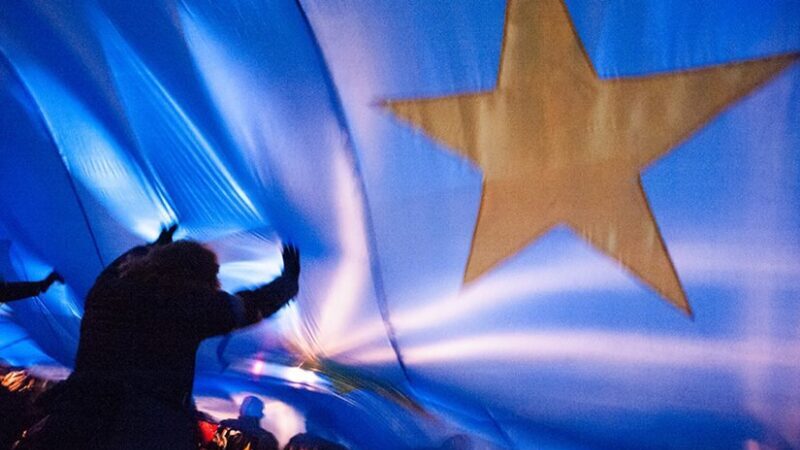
(234, 245), (300, 327)
(191, 245), (300, 338)
(0, 271), (64, 303)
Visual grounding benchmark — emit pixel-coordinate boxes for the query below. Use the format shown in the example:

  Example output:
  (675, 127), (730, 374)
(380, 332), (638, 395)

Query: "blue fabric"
(0, 1), (798, 448)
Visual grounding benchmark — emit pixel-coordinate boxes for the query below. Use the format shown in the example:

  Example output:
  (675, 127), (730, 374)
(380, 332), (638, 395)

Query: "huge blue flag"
(0, 1), (798, 448)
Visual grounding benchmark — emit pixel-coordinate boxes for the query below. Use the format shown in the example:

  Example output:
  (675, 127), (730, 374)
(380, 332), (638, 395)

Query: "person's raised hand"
(39, 271), (64, 293)
(154, 223), (179, 246)
(45, 271), (64, 285)
(273, 244), (300, 302)
(234, 244), (302, 320)
(282, 244), (300, 281)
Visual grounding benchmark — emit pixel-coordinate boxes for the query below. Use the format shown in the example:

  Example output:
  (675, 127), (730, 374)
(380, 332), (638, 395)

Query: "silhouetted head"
(239, 395), (265, 419)
(119, 240), (220, 290)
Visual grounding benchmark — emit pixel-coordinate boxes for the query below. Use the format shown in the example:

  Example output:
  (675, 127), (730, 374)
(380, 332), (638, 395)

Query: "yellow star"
(387, 0), (795, 314)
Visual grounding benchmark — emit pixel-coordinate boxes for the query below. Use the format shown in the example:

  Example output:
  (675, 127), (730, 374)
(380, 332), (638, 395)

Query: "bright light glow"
(195, 394), (306, 448)
(282, 366), (324, 385)
(328, 238), (800, 357)
(18, 66), (175, 240)
(273, 301), (318, 361)
(383, 256), (615, 335)
(313, 151), (371, 351)
(351, 331), (800, 369)
(218, 258), (282, 291)
(250, 359), (265, 377)
(180, 8), (376, 362)
(672, 241), (800, 284)
(259, 397), (306, 447)
(326, 256), (633, 356)
(229, 358), (329, 391)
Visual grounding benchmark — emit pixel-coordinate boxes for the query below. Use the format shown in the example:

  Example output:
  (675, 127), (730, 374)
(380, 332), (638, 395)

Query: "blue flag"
(0, 1), (798, 448)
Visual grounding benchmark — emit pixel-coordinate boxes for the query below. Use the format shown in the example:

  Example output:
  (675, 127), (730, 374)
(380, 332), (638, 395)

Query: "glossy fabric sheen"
(0, 1), (799, 449)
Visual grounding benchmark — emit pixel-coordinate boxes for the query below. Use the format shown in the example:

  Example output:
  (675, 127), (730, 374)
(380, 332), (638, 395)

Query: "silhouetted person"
(207, 396), (278, 450)
(0, 272), (63, 303)
(284, 433), (347, 450)
(16, 225), (300, 450)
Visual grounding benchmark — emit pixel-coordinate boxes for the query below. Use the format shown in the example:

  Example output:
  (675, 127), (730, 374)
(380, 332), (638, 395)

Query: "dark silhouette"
(284, 433), (347, 450)
(15, 225), (300, 450)
(206, 396), (279, 450)
(0, 272), (63, 303)
(0, 366), (55, 450)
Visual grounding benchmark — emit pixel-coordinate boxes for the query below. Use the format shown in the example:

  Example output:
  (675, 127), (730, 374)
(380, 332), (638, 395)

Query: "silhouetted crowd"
(0, 366), (349, 449)
(0, 226), (355, 449)
(0, 226), (478, 449)
(198, 396), (347, 450)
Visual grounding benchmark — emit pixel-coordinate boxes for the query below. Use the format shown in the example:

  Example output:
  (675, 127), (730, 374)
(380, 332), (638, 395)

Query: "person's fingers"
(155, 223), (179, 245)
(281, 244), (300, 274)
(42, 271), (63, 287)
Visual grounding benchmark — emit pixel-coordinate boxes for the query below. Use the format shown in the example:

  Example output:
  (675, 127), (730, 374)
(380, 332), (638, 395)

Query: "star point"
(388, 0), (796, 312)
